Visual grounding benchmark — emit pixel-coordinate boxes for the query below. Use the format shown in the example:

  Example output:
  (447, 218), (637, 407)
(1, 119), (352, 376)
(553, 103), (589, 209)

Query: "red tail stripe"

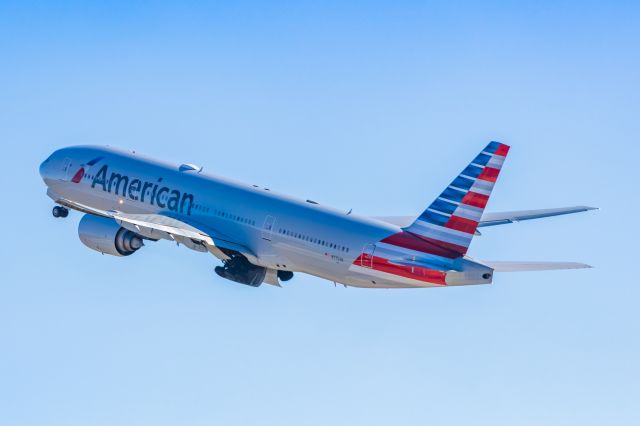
(478, 166), (500, 183)
(409, 233), (469, 256)
(381, 232), (463, 258)
(461, 191), (489, 209)
(494, 144), (510, 157)
(368, 255), (447, 285)
(445, 215), (479, 234)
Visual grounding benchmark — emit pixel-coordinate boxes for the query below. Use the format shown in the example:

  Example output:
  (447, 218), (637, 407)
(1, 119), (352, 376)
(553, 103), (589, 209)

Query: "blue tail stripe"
(431, 198), (458, 215)
(402, 141), (509, 256)
(419, 210), (449, 226)
(484, 141), (501, 154)
(441, 187), (466, 203)
(451, 175), (475, 190)
(461, 164), (483, 178)
(472, 153), (492, 166)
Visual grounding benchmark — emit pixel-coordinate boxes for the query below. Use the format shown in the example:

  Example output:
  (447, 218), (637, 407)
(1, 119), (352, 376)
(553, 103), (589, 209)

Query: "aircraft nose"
(39, 155), (53, 179)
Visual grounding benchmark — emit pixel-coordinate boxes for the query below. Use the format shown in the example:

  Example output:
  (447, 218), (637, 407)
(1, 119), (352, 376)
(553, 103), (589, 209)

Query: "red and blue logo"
(71, 157), (103, 183)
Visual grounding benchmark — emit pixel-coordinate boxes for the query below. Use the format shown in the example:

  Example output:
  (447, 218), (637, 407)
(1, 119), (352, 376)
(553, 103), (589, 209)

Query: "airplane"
(39, 141), (595, 288)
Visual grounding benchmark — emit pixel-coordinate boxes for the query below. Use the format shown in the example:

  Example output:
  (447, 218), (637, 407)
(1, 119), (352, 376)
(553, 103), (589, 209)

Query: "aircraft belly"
(268, 242), (353, 283)
(278, 246), (439, 288)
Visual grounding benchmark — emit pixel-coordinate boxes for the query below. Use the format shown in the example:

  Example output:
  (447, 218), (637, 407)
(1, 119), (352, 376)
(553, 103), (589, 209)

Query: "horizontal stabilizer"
(371, 206), (597, 228)
(480, 261), (592, 272)
(478, 206), (598, 227)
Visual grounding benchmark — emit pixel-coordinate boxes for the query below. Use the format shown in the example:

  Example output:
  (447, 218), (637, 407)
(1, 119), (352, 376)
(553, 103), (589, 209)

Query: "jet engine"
(215, 253), (266, 287)
(78, 214), (145, 256)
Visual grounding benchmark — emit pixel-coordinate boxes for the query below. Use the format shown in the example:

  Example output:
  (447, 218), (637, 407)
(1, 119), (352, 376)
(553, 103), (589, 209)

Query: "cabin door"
(262, 215), (276, 241)
(360, 244), (376, 268)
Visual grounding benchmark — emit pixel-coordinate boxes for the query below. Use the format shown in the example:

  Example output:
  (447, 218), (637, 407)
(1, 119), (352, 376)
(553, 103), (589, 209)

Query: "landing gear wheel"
(52, 206), (69, 218)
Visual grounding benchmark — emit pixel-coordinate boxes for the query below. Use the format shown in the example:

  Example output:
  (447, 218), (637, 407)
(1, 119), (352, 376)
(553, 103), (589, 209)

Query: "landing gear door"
(262, 215), (276, 241)
(360, 244), (376, 268)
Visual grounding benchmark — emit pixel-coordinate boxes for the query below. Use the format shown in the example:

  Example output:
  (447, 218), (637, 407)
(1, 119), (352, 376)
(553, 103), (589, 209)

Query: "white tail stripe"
(471, 178), (494, 193)
(438, 197), (460, 206)
(468, 180), (494, 196)
(487, 155), (505, 169)
(427, 207), (452, 217)
(448, 185), (469, 193)
(459, 174), (477, 182)
(452, 203), (483, 222)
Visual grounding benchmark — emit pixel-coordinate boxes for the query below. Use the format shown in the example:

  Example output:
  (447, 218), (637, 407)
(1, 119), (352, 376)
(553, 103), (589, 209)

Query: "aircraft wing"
(479, 261), (592, 272)
(372, 206), (597, 228)
(52, 195), (255, 262)
(112, 212), (259, 263)
(112, 213), (281, 284)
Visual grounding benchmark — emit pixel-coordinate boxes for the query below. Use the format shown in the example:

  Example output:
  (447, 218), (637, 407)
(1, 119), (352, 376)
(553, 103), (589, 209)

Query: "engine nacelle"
(215, 253), (266, 287)
(78, 214), (144, 257)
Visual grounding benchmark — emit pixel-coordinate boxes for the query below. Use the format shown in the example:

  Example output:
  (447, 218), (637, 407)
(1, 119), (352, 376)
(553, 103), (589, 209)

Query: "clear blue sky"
(1, 1), (638, 425)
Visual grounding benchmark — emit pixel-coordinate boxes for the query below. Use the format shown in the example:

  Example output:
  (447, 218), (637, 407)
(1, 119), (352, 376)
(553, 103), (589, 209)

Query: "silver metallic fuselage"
(40, 145), (414, 288)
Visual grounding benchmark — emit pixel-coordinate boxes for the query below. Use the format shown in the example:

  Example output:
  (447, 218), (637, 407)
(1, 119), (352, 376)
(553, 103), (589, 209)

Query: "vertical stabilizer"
(404, 141), (510, 255)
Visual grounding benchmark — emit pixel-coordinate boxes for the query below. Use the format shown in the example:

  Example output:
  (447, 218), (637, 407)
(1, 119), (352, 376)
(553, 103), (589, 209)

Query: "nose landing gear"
(52, 206), (69, 218)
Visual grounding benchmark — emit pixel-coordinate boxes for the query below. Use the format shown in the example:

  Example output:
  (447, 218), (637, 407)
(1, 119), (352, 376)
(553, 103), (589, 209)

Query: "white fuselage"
(40, 145), (430, 288)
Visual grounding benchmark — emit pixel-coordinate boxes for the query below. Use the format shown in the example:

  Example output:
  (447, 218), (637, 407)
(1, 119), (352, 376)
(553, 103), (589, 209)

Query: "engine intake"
(78, 214), (144, 256)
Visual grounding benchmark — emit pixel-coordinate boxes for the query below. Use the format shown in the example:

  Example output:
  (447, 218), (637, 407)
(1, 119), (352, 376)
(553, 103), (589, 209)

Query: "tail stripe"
(478, 167), (500, 182)
(420, 210), (449, 226)
(487, 155), (505, 169)
(445, 216), (478, 234)
(408, 221), (473, 246)
(348, 142), (509, 285)
(493, 144), (510, 156)
(461, 164), (483, 178)
(431, 198), (458, 215)
(402, 141), (510, 255)
(441, 187), (466, 202)
(452, 203), (483, 221)
(451, 175), (475, 190)
(460, 191), (490, 209)
(473, 153), (492, 164)
(469, 179), (494, 195)
(380, 232), (464, 259)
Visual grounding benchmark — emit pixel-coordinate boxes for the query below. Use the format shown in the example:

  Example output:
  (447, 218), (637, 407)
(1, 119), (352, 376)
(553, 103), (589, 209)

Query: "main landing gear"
(52, 206), (69, 218)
